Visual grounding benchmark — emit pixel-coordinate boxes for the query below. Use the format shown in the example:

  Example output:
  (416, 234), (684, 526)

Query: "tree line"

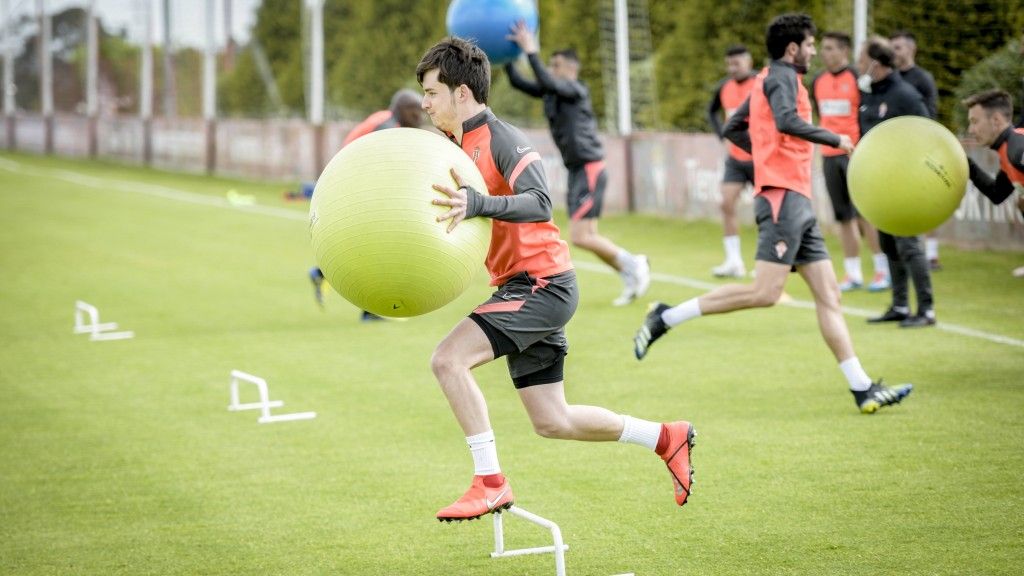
(5, 0), (1022, 133)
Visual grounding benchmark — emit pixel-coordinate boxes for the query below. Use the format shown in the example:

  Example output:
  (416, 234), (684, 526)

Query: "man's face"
(420, 69), (458, 133)
(725, 53), (752, 80)
(820, 38), (847, 71)
(549, 55), (575, 80)
(891, 37), (913, 69)
(396, 102), (424, 128)
(967, 105), (1003, 147)
(794, 35), (817, 70)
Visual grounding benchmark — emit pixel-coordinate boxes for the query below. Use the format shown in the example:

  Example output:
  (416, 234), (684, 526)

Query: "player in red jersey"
(416, 37), (695, 522)
(634, 14), (913, 415)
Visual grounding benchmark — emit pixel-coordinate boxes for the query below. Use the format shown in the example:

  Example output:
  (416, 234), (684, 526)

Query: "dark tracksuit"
(859, 72), (933, 315)
(504, 54), (603, 168)
(900, 65), (938, 120)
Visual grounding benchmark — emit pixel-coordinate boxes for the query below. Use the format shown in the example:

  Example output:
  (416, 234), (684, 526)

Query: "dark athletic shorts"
(469, 270), (578, 389)
(754, 189), (830, 269)
(567, 160), (607, 221)
(723, 156), (755, 184)
(822, 154), (858, 222)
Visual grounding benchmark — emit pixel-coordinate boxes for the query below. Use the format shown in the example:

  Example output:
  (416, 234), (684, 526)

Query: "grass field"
(1, 151), (1022, 575)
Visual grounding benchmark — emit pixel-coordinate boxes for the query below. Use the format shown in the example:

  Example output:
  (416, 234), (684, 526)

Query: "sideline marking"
(4, 156), (1022, 349)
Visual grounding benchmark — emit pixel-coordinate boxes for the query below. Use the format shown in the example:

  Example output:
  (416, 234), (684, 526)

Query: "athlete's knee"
(430, 345), (466, 380)
(531, 415), (573, 439)
(569, 227), (594, 248)
(750, 283), (785, 308)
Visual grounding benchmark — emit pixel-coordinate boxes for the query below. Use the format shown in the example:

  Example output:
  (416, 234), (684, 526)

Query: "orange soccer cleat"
(657, 421), (696, 506)
(436, 474), (514, 522)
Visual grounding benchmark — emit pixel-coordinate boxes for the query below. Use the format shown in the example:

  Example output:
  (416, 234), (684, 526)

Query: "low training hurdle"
(489, 505), (634, 576)
(491, 505), (569, 574)
(73, 300), (134, 341)
(227, 370), (316, 424)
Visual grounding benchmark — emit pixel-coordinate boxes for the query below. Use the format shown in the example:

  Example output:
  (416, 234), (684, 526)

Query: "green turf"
(1, 151), (1022, 575)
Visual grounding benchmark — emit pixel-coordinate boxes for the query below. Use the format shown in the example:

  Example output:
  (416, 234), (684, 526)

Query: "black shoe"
(929, 258), (943, 271)
(899, 312), (936, 328)
(867, 307), (909, 323)
(634, 302), (670, 360)
(361, 310), (385, 322)
(852, 380), (913, 414)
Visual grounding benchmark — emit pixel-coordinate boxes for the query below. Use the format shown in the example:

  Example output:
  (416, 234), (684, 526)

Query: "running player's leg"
(568, 161), (649, 305)
(798, 258), (913, 412)
(634, 189), (792, 359)
(516, 376), (696, 506)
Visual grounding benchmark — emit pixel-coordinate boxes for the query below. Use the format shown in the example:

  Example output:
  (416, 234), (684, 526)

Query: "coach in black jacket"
(857, 37), (936, 329)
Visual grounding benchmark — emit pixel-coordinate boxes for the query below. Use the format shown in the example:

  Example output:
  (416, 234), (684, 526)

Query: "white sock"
(873, 253), (890, 277)
(466, 430), (501, 475)
(661, 298), (702, 327)
(615, 249), (636, 273)
(843, 257), (863, 284)
(926, 238), (939, 260)
(618, 415), (662, 451)
(839, 357), (872, 391)
(723, 235), (742, 264)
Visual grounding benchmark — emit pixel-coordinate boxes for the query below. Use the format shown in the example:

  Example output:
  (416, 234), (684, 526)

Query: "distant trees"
(6, 1), (1021, 133)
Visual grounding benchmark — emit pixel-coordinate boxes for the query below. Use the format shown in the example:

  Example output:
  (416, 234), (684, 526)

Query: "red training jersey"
(718, 77), (755, 162)
(749, 65), (815, 198)
(811, 68), (861, 157)
(456, 109), (573, 286)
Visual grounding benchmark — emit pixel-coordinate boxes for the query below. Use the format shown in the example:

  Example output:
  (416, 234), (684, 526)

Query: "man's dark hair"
(962, 89), (1014, 119)
(725, 44), (749, 57)
(865, 36), (895, 69)
(552, 48), (579, 63)
(765, 13), (816, 60)
(416, 37), (490, 104)
(889, 30), (916, 44)
(822, 31), (851, 50)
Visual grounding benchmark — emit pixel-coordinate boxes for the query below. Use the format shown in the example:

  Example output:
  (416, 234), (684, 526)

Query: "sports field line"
(4, 156), (1022, 349)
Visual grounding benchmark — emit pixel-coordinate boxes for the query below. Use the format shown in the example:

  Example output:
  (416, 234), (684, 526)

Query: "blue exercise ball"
(446, 0), (539, 66)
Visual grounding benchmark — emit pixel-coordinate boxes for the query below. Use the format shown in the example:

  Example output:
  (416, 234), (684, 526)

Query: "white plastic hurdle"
(227, 370), (316, 424)
(73, 300), (134, 341)
(491, 505), (569, 575)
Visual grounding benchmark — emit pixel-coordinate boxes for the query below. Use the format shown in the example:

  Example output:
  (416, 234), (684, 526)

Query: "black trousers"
(878, 231), (933, 313)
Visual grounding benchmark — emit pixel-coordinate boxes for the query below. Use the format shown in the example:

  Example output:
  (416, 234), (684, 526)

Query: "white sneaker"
(612, 273), (636, 306)
(633, 255), (651, 299)
(712, 260), (746, 278)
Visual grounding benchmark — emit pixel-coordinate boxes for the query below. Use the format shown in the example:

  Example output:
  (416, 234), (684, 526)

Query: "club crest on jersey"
(878, 103), (888, 118)
(775, 240), (788, 259)
(472, 147), (481, 162)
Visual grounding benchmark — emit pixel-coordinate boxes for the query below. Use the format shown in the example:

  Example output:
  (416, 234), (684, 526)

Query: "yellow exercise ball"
(847, 116), (968, 236)
(309, 128), (490, 318)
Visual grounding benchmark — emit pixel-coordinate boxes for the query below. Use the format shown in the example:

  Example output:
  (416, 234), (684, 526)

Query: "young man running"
(505, 22), (650, 305)
(633, 14), (913, 415)
(417, 37), (695, 522)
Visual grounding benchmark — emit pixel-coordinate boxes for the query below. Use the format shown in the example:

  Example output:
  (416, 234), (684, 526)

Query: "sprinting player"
(707, 45), (757, 278)
(417, 37), (695, 522)
(633, 14), (912, 414)
(961, 89), (1024, 277)
(856, 37), (935, 328)
(309, 89), (424, 320)
(890, 30), (943, 270)
(810, 31), (889, 292)
(504, 21), (651, 306)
